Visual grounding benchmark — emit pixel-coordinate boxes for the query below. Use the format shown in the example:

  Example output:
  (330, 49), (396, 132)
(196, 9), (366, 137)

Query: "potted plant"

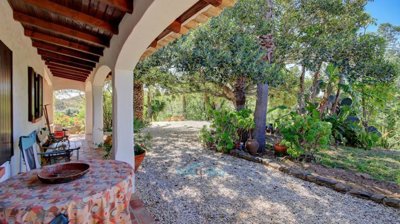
(273, 138), (288, 155)
(134, 143), (146, 172)
(272, 114), (289, 156)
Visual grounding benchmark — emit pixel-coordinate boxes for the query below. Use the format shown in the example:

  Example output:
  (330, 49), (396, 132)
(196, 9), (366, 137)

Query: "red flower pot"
(134, 151), (146, 172)
(274, 143), (288, 155)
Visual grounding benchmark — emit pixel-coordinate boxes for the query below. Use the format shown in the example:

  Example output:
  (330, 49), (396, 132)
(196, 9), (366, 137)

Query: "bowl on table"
(37, 162), (90, 184)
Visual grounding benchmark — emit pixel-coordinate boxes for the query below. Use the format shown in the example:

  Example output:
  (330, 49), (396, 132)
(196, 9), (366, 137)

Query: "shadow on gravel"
(136, 122), (400, 224)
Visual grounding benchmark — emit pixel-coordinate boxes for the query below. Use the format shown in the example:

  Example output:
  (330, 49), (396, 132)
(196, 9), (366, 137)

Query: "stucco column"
(85, 83), (93, 141)
(112, 69), (134, 168)
(92, 85), (104, 145)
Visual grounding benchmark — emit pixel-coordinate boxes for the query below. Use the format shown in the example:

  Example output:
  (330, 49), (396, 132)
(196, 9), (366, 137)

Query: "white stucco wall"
(0, 1), (53, 179)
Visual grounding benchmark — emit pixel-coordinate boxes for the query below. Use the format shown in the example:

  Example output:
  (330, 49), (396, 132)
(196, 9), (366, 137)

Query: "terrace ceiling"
(8, 0), (235, 82)
(8, 0), (132, 82)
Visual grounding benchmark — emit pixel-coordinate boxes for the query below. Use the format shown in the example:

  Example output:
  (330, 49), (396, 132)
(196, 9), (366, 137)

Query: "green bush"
(133, 118), (152, 150)
(199, 126), (214, 148)
(279, 110), (332, 159)
(199, 109), (254, 153)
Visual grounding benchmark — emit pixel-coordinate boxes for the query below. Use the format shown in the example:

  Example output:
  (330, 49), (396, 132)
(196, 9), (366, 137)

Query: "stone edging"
(230, 149), (400, 209)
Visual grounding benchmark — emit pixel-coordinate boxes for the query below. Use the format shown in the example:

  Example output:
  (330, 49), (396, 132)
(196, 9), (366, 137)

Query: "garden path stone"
(136, 121), (400, 224)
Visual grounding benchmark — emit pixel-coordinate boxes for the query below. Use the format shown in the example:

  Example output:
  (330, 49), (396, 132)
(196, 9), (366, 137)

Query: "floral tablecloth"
(0, 159), (133, 224)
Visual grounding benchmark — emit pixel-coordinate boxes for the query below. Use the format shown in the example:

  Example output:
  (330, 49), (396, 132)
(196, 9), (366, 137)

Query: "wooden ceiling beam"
(52, 73), (87, 82)
(33, 41), (99, 63)
(203, 0), (223, 7)
(50, 69), (88, 77)
(51, 70), (88, 79)
(22, 0), (118, 34)
(48, 67), (89, 76)
(42, 57), (94, 71)
(14, 11), (109, 47)
(52, 70), (87, 78)
(47, 65), (89, 75)
(167, 21), (182, 33)
(25, 29), (103, 56)
(98, 0), (133, 14)
(149, 40), (157, 48)
(38, 49), (96, 68)
(45, 61), (92, 73)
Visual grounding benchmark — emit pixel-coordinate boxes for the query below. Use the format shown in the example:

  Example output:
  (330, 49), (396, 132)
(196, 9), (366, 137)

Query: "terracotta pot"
(246, 139), (259, 155)
(274, 143), (288, 154)
(0, 167), (5, 178)
(234, 141), (241, 149)
(134, 151), (146, 172)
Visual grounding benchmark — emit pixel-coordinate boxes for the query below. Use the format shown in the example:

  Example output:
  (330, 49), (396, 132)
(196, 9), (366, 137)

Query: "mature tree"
(168, 0), (278, 111)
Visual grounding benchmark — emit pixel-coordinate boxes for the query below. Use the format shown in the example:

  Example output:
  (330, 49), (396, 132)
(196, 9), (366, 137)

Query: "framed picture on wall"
(0, 40), (14, 164)
(28, 67), (43, 123)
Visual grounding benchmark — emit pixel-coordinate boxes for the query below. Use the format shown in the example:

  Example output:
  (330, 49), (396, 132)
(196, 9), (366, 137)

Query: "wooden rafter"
(52, 73), (87, 82)
(98, 0), (133, 14)
(51, 70), (87, 78)
(48, 67), (89, 76)
(47, 65), (89, 75)
(50, 71), (88, 79)
(14, 12), (109, 47)
(45, 61), (92, 73)
(38, 49), (96, 67)
(22, 0), (118, 34)
(203, 0), (223, 7)
(142, 0), (237, 60)
(42, 57), (94, 71)
(25, 30), (103, 56)
(167, 21), (182, 33)
(153, 0), (213, 44)
(32, 41), (99, 63)
(150, 40), (158, 48)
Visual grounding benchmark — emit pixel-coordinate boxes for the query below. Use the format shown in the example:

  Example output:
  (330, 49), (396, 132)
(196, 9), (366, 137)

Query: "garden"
(129, 0), (400, 206)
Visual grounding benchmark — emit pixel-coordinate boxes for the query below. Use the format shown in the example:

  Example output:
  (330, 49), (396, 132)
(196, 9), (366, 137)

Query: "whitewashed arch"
(92, 65), (112, 87)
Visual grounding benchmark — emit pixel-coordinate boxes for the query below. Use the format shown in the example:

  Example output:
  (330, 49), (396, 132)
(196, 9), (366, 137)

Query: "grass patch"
(316, 146), (400, 184)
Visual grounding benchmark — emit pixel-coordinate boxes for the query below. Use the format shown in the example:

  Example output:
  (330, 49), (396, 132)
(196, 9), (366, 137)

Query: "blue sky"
(365, 0), (400, 32)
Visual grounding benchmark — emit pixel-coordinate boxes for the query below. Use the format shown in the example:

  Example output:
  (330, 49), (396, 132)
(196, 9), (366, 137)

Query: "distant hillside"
(54, 95), (85, 113)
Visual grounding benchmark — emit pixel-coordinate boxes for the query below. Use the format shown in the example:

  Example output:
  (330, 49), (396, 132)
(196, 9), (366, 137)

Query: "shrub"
(199, 126), (214, 148)
(324, 107), (381, 150)
(199, 109), (254, 153)
(279, 111), (332, 159)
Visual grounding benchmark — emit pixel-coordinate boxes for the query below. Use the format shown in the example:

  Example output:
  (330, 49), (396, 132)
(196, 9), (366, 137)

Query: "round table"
(0, 159), (133, 224)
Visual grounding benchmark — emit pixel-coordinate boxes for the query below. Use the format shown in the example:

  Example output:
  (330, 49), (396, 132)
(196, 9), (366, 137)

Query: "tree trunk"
(133, 80), (144, 121)
(233, 76), (247, 111)
(146, 88), (153, 121)
(253, 83), (269, 153)
(298, 66), (306, 114)
(318, 81), (333, 117)
(204, 93), (211, 120)
(330, 74), (344, 114)
(182, 94), (187, 119)
(361, 88), (368, 127)
(253, 0), (274, 153)
(308, 63), (322, 102)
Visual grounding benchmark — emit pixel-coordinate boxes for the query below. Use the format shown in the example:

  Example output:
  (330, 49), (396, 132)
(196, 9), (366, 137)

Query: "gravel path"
(136, 121), (400, 224)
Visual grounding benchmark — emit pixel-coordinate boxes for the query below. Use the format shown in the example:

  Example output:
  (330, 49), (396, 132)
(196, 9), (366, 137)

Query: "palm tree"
(134, 80), (144, 120)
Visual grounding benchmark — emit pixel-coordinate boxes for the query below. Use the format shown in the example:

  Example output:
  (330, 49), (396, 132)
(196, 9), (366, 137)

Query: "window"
(28, 67), (43, 122)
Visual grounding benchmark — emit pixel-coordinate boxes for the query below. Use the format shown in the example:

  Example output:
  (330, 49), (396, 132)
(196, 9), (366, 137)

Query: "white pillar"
(85, 83), (93, 141)
(92, 85), (104, 145)
(112, 69), (134, 168)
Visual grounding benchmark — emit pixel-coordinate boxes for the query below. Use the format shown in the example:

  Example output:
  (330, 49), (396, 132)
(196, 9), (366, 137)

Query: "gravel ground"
(136, 121), (400, 224)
